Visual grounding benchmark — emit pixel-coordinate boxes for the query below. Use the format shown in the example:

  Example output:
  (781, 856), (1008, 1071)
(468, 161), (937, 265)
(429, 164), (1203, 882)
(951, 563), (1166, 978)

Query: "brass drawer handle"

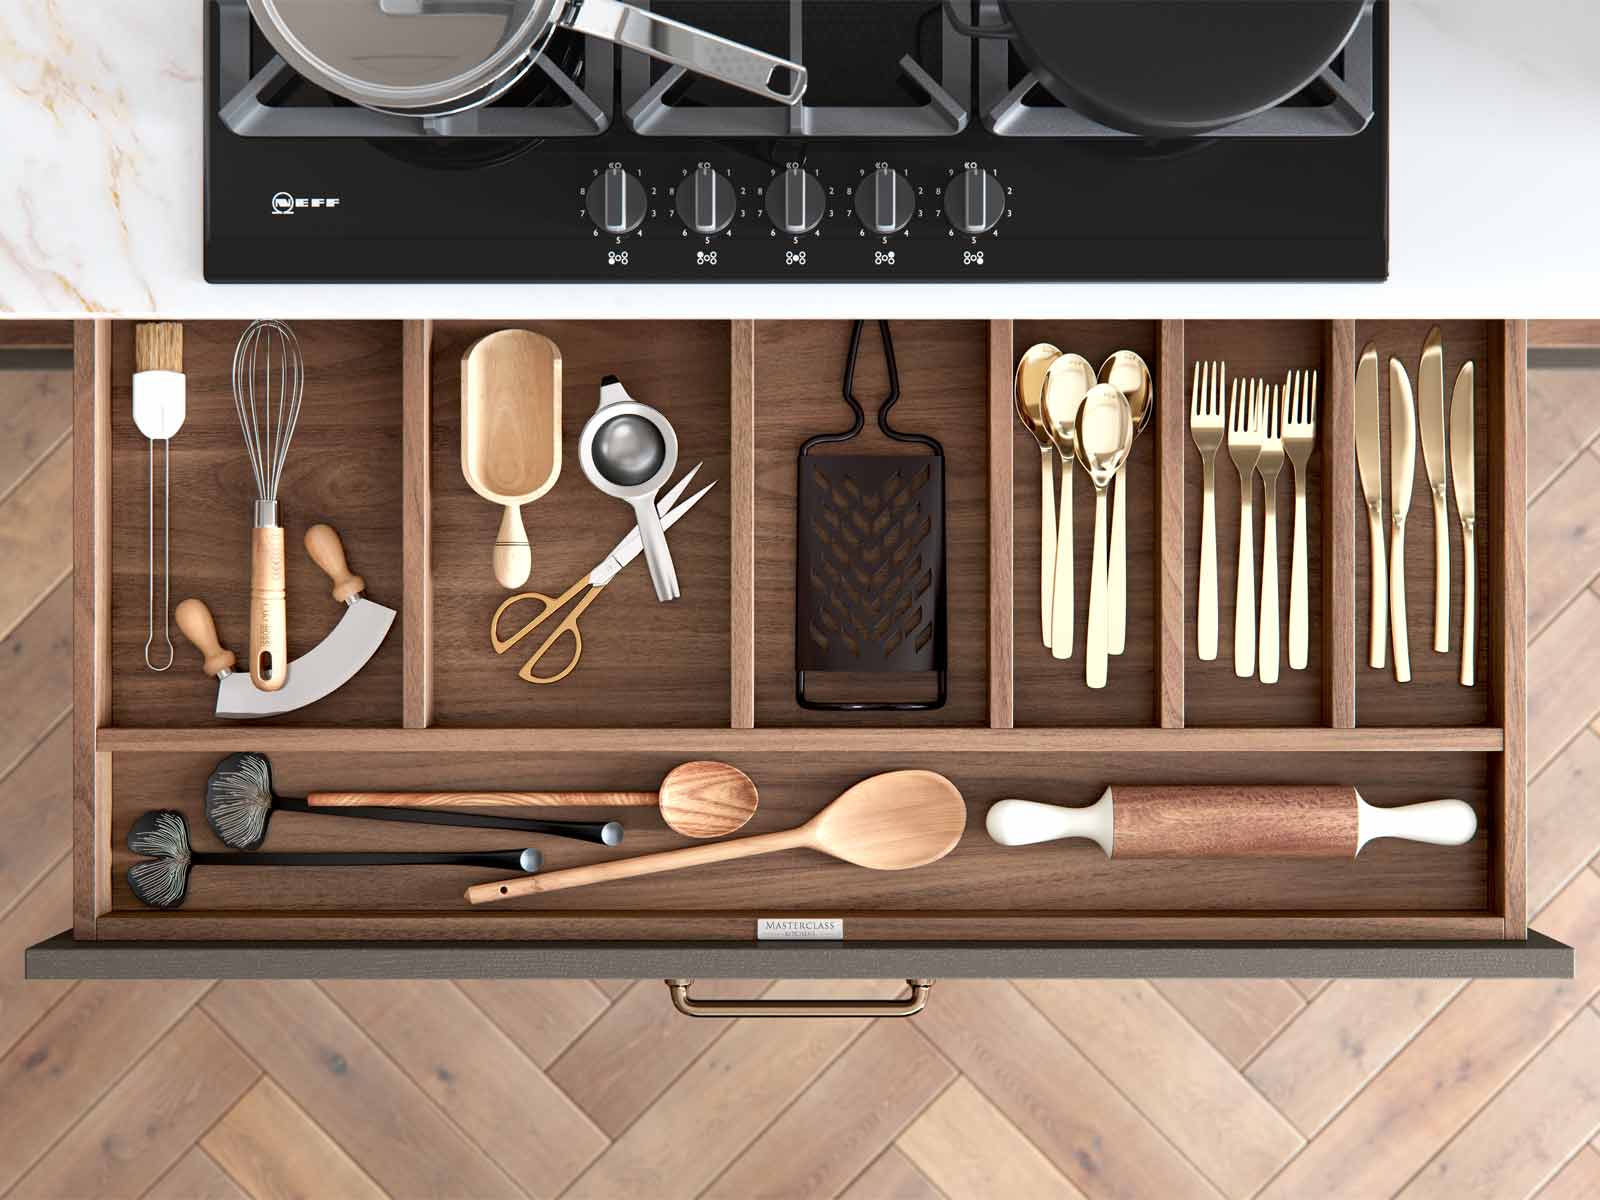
(664, 979), (933, 1018)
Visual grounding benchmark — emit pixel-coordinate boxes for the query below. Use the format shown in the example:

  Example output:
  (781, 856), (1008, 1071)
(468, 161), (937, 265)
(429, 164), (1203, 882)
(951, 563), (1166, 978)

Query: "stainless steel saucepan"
(247, 0), (807, 116)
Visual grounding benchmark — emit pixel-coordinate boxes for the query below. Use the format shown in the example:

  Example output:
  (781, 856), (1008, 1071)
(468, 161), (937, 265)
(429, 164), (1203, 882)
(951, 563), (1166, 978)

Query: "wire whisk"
(232, 319), (305, 691)
(232, 319), (304, 527)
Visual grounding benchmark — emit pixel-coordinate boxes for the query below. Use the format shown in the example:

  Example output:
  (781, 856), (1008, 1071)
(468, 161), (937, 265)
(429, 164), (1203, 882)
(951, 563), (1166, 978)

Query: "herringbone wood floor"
(2, 348), (1599, 1200)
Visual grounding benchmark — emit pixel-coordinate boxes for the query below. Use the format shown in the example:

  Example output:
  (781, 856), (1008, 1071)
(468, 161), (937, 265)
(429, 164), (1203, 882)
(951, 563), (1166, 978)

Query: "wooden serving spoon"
(466, 770), (966, 905)
(308, 760), (757, 840)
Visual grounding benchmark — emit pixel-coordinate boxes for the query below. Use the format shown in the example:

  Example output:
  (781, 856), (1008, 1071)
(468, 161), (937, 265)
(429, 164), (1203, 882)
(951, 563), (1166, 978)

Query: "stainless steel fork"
(1190, 361), (1225, 661)
(1283, 370), (1319, 671)
(1256, 383), (1285, 684)
(1228, 379), (1265, 679)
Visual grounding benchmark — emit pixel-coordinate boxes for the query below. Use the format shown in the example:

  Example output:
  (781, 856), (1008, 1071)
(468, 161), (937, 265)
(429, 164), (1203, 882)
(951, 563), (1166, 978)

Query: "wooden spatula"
(465, 770), (966, 905)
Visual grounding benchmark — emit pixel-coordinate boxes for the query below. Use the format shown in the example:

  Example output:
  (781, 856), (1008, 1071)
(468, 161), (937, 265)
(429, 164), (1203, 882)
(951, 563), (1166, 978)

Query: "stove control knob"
(944, 167), (1006, 235)
(586, 166), (647, 236)
(854, 167), (915, 236)
(765, 167), (825, 236)
(676, 165), (736, 236)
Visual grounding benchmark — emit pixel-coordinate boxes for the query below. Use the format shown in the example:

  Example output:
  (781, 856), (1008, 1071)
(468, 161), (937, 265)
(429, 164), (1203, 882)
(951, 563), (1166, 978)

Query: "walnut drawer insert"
(34, 318), (1569, 981)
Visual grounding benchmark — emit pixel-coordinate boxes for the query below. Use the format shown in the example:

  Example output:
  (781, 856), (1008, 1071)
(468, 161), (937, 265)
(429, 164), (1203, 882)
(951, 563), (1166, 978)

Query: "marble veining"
(0, 1), (201, 313)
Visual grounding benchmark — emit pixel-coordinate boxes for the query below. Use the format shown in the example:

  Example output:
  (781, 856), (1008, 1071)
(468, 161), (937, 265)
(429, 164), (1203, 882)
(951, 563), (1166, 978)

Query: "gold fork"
(1190, 361), (1225, 661)
(1256, 383), (1285, 684)
(1283, 370), (1319, 671)
(1228, 379), (1264, 679)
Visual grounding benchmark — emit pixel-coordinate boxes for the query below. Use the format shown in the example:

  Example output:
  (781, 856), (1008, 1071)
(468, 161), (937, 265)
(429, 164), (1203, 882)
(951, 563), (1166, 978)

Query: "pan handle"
(942, 0), (1015, 39)
(664, 979), (934, 1019)
(563, 0), (807, 106)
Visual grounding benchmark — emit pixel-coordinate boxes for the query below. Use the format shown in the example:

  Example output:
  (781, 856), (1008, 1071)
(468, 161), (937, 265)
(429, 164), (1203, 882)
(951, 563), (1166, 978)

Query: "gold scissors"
(490, 466), (715, 684)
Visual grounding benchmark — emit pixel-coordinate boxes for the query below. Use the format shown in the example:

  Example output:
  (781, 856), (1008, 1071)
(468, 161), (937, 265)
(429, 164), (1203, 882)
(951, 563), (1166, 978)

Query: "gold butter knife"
(1419, 327), (1449, 653)
(1389, 357), (1417, 683)
(1354, 345), (1386, 670)
(1450, 360), (1476, 686)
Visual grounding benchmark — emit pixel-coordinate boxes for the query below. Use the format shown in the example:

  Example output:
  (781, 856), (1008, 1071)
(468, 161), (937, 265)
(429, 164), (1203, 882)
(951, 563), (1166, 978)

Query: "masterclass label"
(757, 918), (844, 941)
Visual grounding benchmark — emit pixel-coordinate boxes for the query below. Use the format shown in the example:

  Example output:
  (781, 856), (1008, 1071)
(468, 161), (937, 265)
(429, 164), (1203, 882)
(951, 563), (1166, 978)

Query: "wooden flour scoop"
(467, 769), (966, 904)
(462, 330), (562, 588)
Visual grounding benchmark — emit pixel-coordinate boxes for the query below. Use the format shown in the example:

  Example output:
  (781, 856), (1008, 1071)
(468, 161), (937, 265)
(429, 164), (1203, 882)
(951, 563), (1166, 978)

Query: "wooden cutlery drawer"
(1010, 319), (1166, 728)
(104, 320), (407, 729)
(1351, 319), (1498, 727)
(31, 318), (1569, 982)
(426, 320), (734, 729)
(1181, 319), (1331, 727)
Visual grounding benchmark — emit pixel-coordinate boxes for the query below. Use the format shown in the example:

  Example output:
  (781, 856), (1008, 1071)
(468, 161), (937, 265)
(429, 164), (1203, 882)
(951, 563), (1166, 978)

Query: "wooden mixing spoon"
(308, 760), (757, 840)
(466, 770), (966, 905)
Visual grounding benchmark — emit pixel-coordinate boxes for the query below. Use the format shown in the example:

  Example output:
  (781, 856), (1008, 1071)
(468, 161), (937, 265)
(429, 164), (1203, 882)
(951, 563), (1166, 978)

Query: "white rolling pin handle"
(985, 792), (1113, 855)
(1355, 794), (1477, 854)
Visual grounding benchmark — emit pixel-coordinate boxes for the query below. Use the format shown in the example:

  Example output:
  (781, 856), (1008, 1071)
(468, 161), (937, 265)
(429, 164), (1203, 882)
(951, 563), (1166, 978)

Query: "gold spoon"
(1041, 354), (1097, 660)
(1098, 351), (1155, 656)
(1015, 344), (1063, 649)
(1076, 384), (1136, 690)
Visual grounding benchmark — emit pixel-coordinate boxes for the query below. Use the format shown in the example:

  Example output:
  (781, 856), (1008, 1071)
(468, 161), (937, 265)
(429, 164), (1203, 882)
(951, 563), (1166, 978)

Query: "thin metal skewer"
(144, 437), (174, 671)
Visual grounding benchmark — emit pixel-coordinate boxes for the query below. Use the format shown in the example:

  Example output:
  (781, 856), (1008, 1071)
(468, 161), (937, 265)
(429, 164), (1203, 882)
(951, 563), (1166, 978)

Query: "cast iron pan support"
(796, 321), (947, 711)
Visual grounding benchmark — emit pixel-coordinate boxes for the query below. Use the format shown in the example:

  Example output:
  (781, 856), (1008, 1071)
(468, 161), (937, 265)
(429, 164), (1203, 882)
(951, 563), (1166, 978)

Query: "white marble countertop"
(3, 1), (1598, 318)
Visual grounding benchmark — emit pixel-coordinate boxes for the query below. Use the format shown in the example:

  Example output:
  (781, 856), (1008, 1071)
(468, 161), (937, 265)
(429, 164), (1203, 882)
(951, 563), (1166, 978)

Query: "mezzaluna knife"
(174, 525), (395, 718)
(1389, 358), (1418, 683)
(1450, 360), (1477, 687)
(1354, 344), (1386, 670)
(1419, 327), (1449, 653)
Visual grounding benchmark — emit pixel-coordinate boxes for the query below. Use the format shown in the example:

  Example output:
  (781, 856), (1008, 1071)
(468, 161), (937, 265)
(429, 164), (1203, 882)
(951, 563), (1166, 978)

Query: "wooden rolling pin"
(985, 786), (1477, 858)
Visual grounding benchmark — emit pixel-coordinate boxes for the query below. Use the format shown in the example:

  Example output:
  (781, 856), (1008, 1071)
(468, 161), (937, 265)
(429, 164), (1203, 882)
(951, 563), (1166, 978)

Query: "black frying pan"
(947, 0), (1369, 137)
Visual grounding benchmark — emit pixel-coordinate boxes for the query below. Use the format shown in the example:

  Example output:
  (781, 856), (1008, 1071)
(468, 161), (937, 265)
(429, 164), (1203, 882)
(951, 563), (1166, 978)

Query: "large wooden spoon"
(308, 760), (757, 840)
(466, 770), (966, 905)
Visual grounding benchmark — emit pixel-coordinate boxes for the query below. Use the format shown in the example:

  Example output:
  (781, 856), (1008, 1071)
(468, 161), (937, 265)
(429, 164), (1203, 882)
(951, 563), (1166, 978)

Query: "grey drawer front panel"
(27, 932), (1573, 981)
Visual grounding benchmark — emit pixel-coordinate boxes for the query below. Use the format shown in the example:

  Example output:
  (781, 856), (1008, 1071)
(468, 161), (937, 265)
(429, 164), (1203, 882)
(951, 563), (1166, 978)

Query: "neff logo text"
(271, 191), (342, 216)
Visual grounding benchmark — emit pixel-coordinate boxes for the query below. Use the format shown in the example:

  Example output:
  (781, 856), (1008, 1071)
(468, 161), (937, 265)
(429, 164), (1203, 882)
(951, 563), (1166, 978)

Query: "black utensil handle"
(278, 798), (621, 845)
(190, 849), (532, 869)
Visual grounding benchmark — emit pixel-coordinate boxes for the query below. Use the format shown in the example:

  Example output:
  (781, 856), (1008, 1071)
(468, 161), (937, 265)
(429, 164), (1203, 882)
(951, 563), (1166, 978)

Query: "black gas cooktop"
(204, 1), (1388, 283)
